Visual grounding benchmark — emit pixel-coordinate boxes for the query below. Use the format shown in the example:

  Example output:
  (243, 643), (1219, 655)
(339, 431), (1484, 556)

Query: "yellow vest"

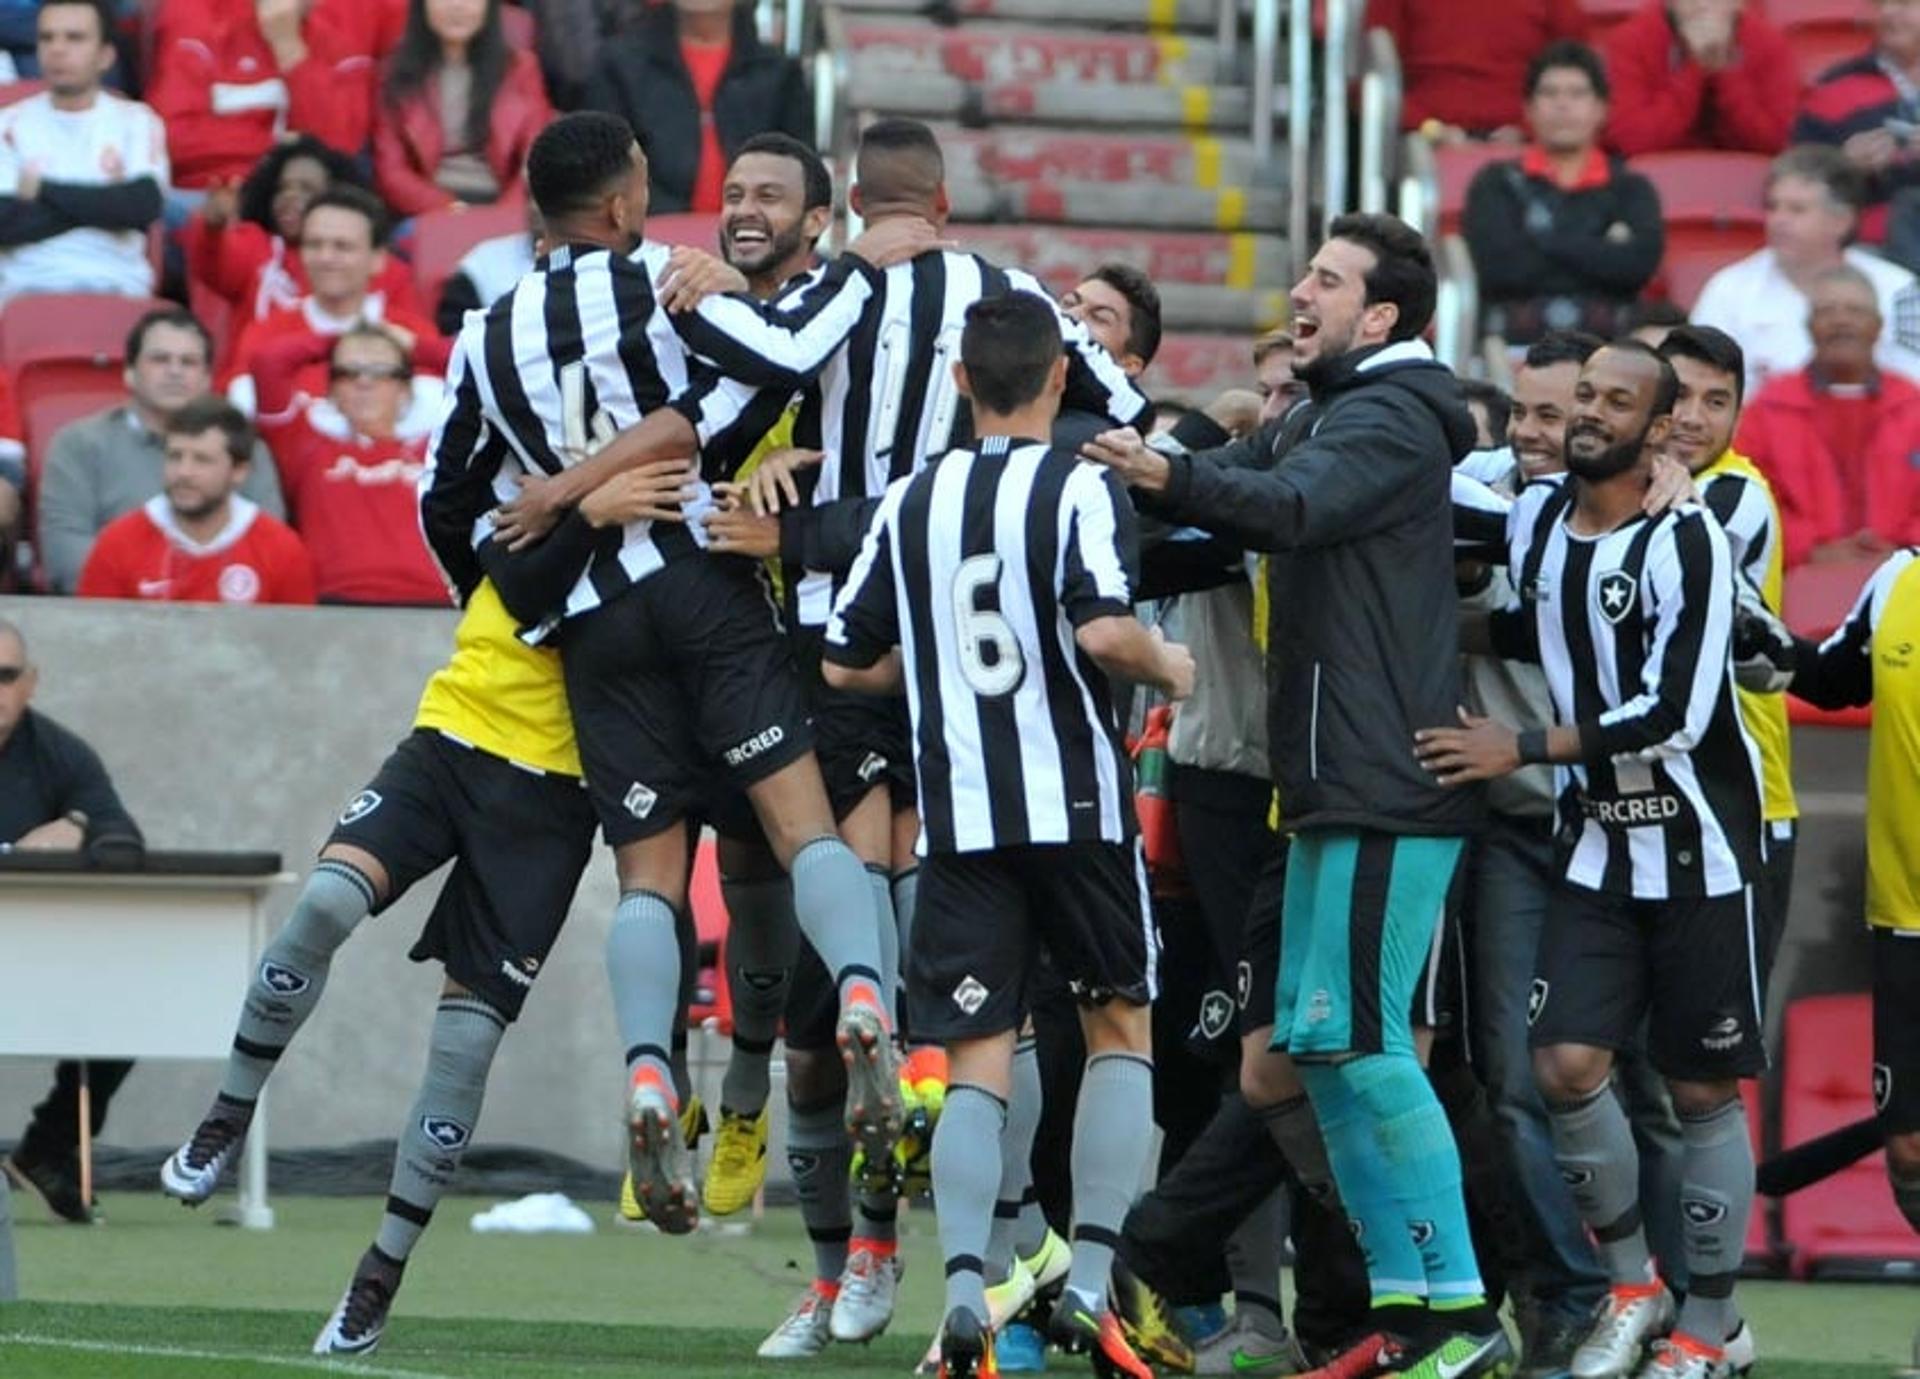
(1699, 451), (1797, 823)
(413, 578), (580, 777)
(1868, 556), (1920, 932)
(733, 403), (800, 603)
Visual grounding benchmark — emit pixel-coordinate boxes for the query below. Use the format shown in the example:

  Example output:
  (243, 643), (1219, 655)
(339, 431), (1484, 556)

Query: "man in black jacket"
(1088, 212), (1508, 1379)
(0, 617), (142, 1225)
(583, 0), (812, 216)
(1461, 40), (1665, 345)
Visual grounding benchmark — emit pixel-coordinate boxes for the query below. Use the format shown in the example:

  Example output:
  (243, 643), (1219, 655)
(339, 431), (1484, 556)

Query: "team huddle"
(144, 107), (1920, 1379)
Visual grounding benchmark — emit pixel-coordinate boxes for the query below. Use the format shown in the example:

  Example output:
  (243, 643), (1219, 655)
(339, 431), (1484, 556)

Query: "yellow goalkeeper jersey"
(413, 578), (580, 777)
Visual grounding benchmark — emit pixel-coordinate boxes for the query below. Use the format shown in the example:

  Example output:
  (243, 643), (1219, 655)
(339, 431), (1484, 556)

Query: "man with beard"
(1089, 212), (1505, 1379)
(1416, 341), (1770, 1379)
(76, 395), (314, 604)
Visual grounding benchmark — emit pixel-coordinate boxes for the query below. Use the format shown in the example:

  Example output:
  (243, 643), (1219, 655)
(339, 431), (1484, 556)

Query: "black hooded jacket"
(584, 4), (813, 215)
(1142, 340), (1484, 836)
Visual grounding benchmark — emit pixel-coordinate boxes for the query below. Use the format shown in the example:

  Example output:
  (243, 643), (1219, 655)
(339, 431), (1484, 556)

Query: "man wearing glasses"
(0, 618), (143, 1225)
(253, 324), (449, 606)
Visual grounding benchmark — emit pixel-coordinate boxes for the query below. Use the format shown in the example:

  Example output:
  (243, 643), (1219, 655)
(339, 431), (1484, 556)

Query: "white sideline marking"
(0, 1332), (462, 1378)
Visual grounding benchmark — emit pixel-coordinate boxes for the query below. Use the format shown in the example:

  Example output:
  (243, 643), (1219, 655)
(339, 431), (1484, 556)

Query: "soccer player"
(419, 111), (914, 1238)
(156, 469), (693, 1356)
(1782, 549), (1920, 1316)
(823, 290), (1193, 1379)
(1415, 341), (1770, 1379)
(1090, 213), (1506, 1379)
(1655, 325), (1798, 970)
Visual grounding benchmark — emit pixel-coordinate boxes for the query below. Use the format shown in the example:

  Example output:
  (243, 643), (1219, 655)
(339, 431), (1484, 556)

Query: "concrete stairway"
(826, 0), (1291, 399)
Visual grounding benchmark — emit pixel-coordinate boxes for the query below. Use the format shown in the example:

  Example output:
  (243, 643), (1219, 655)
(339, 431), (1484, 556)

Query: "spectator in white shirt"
(1693, 144), (1920, 394)
(0, 0), (168, 302)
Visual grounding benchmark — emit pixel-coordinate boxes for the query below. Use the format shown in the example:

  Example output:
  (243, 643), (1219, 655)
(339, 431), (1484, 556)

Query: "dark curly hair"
(236, 136), (368, 235)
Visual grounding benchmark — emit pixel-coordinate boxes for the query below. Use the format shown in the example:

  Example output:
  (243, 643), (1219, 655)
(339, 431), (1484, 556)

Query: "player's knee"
(1240, 1046), (1302, 1110)
(1668, 1078), (1740, 1121)
(1534, 1043), (1609, 1105)
(785, 1045), (845, 1105)
(1079, 996), (1151, 1057)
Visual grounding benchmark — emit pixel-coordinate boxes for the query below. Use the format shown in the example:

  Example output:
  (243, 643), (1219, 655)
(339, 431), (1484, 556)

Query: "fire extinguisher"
(1133, 703), (1186, 897)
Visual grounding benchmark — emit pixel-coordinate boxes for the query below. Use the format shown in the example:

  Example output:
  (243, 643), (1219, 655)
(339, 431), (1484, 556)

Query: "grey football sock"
(892, 866), (919, 976)
(1547, 1082), (1655, 1287)
(987, 1034), (1044, 1283)
(1014, 1192), (1050, 1260)
(935, 1083), (1008, 1327)
(1226, 1187), (1287, 1325)
(789, 838), (886, 1011)
(1259, 1094), (1340, 1208)
(1066, 1052), (1155, 1310)
(374, 992), (506, 1261)
(856, 1189), (899, 1246)
(869, 865), (900, 1014)
(220, 861), (375, 1106)
(1675, 1097), (1754, 1345)
(606, 890), (682, 1091)
(719, 877), (798, 1117)
(788, 1094), (854, 1284)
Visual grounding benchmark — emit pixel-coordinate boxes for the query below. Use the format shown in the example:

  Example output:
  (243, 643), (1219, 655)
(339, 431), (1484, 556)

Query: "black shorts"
(789, 625), (916, 818)
(1528, 882), (1769, 1081)
(1874, 928), (1920, 1134)
(560, 558), (815, 845)
(1235, 838), (1460, 1040)
(907, 841), (1155, 1044)
(327, 730), (595, 1019)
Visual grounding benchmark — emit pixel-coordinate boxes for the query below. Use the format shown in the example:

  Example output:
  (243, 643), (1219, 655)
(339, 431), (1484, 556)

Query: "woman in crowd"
(373, 0), (552, 218)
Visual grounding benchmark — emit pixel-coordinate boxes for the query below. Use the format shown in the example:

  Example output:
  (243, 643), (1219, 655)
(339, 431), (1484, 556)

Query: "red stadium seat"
(0, 293), (170, 373)
(687, 834), (734, 1037)
(1781, 16), (1875, 83)
(1632, 152), (1771, 308)
(408, 201), (530, 321)
(1433, 142), (1512, 237)
(1785, 557), (1885, 637)
(20, 366), (124, 486)
(1780, 994), (1920, 1277)
(0, 79), (44, 107)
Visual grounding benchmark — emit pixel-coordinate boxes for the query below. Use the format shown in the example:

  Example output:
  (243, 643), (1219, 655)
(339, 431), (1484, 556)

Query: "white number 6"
(951, 553), (1023, 697)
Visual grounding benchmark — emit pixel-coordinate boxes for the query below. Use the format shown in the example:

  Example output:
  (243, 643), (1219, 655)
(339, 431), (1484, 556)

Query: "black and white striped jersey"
(824, 435), (1141, 856)
(681, 249), (1153, 627)
(1697, 464), (1777, 593)
(419, 240), (872, 620)
(1492, 476), (1766, 898)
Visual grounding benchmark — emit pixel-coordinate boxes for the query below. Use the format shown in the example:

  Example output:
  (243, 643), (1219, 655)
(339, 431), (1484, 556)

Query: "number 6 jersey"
(824, 434), (1140, 855)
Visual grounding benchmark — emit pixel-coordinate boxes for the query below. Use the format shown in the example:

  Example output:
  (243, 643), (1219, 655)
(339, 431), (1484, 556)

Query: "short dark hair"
(1325, 212), (1436, 342)
(302, 184), (390, 249)
(164, 396), (255, 466)
(1622, 298), (1689, 336)
(332, 324), (411, 373)
(856, 118), (945, 204)
(39, 0), (116, 45)
(1525, 39), (1608, 101)
(1460, 379), (1512, 441)
(1524, 329), (1603, 370)
(960, 292), (1063, 415)
(733, 132), (832, 212)
(126, 308), (213, 366)
(1768, 143), (1866, 215)
(528, 111), (639, 223)
(1658, 323), (1747, 406)
(236, 135), (365, 232)
(1086, 263), (1162, 367)
(1598, 338), (1680, 418)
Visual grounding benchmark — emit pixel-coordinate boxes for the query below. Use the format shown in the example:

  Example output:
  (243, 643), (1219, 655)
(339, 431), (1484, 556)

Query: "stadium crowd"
(0, 3), (1917, 1379)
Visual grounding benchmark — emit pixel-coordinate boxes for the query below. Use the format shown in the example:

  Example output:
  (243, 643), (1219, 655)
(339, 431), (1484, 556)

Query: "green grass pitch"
(1, 1193), (1914, 1376)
